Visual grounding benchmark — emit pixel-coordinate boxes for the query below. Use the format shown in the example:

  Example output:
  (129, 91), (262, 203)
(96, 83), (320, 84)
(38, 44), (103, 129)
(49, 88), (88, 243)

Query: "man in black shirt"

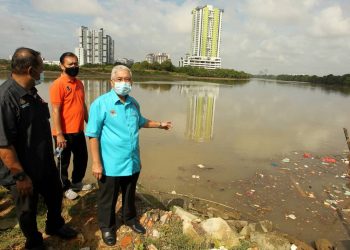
(0, 47), (77, 250)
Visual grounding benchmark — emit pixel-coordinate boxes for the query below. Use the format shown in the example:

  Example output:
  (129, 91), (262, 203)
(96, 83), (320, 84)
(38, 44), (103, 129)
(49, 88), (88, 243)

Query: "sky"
(0, 0), (350, 75)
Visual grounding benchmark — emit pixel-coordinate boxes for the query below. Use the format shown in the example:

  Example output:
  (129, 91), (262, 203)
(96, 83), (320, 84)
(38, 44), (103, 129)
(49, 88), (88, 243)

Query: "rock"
(315, 238), (334, 250)
(173, 206), (200, 223)
(239, 223), (256, 237)
(172, 206), (201, 238)
(0, 218), (17, 230)
(207, 207), (229, 220)
(160, 212), (171, 225)
(200, 217), (240, 248)
(167, 198), (185, 209)
(152, 229), (160, 238)
(284, 234), (315, 250)
(120, 235), (133, 249)
(147, 244), (158, 250)
(183, 220), (200, 238)
(227, 220), (248, 232)
(258, 220), (273, 233)
(250, 232), (290, 250)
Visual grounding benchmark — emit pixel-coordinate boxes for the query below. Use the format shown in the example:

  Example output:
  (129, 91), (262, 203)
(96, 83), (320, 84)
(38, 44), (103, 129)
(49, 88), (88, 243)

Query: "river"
(2, 77), (350, 245)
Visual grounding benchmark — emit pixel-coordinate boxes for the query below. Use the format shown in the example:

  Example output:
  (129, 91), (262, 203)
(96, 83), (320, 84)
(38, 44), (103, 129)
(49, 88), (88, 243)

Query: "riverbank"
(1, 151), (349, 249)
(0, 69), (249, 85)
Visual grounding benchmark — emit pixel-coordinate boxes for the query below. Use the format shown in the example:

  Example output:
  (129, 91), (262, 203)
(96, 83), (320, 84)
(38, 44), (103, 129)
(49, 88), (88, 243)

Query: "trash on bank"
(271, 162), (279, 167)
(290, 244), (298, 250)
(322, 157), (336, 163)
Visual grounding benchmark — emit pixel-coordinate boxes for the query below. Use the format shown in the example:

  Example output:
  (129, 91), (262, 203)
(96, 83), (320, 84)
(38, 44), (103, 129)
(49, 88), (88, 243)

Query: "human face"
(112, 70), (132, 85)
(61, 56), (79, 77)
(61, 56), (79, 69)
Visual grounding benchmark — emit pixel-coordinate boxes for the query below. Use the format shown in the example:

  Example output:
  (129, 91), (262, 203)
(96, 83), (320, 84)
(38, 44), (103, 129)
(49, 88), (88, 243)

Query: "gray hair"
(111, 65), (132, 80)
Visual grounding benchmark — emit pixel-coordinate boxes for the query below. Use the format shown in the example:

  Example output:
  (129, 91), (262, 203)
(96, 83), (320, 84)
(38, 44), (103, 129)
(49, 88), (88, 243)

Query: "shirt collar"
(60, 73), (77, 83)
(110, 89), (130, 105)
(10, 78), (37, 98)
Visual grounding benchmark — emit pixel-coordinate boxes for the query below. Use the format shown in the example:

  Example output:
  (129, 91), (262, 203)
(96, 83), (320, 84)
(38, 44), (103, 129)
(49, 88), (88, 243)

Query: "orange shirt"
(49, 74), (85, 135)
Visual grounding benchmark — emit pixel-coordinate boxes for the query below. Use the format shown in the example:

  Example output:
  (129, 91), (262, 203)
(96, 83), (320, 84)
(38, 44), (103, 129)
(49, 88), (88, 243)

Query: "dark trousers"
(8, 169), (65, 249)
(97, 172), (140, 232)
(54, 131), (88, 190)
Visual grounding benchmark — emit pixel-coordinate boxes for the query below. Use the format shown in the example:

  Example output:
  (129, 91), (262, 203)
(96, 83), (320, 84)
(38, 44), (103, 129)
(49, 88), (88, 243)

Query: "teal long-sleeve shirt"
(86, 90), (147, 176)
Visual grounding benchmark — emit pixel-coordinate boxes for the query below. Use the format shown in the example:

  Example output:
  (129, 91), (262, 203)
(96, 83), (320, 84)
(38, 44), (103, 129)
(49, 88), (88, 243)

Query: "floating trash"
(322, 157), (336, 163)
(191, 175), (200, 179)
(197, 164), (205, 169)
(282, 158), (290, 163)
(303, 153), (311, 158)
(286, 214), (296, 220)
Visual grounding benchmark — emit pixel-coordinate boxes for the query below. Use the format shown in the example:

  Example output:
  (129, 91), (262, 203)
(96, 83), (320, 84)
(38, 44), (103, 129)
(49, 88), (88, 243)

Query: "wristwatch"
(13, 172), (27, 181)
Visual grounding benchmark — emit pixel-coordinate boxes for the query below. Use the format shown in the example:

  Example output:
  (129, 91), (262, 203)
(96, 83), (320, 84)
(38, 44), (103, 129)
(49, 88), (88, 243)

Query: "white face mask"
(114, 81), (132, 96)
(34, 72), (45, 86)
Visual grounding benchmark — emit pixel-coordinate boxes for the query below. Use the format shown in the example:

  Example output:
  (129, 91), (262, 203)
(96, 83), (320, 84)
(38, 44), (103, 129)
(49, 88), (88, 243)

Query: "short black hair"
(59, 52), (78, 64)
(11, 47), (41, 74)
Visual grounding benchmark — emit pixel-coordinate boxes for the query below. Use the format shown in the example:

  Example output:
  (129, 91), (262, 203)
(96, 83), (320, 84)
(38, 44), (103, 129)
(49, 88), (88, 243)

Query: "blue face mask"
(33, 72), (44, 86)
(114, 82), (132, 96)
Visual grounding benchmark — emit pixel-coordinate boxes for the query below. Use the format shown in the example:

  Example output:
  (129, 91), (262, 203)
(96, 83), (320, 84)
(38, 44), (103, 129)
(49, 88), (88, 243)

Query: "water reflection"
(138, 83), (172, 92)
(180, 85), (219, 142)
(84, 79), (110, 108)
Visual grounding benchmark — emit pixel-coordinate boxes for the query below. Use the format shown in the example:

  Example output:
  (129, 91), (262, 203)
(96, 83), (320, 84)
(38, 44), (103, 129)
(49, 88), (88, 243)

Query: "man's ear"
(59, 63), (65, 71)
(27, 66), (33, 76)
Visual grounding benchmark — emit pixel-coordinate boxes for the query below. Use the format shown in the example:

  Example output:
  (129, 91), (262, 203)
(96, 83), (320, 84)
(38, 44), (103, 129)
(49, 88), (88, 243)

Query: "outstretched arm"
(142, 120), (172, 130)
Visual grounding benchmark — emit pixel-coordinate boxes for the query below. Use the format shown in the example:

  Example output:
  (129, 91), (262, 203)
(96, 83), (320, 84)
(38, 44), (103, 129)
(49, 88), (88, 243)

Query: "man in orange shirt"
(50, 52), (91, 200)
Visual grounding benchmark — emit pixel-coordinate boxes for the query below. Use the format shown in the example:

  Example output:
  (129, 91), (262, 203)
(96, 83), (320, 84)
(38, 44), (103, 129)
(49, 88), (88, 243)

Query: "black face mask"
(65, 66), (79, 77)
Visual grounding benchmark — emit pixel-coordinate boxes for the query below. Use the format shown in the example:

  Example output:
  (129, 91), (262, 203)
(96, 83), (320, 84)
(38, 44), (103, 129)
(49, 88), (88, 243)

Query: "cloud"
(31, 0), (104, 15)
(243, 0), (314, 24)
(311, 5), (350, 37)
(0, 0), (350, 75)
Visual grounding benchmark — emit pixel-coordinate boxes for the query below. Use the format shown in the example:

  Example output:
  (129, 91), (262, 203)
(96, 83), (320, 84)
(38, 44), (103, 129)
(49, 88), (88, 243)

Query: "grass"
(142, 220), (211, 250)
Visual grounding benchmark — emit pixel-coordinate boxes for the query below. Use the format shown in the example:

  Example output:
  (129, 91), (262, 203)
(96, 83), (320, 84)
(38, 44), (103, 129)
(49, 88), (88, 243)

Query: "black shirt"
(0, 78), (56, 186)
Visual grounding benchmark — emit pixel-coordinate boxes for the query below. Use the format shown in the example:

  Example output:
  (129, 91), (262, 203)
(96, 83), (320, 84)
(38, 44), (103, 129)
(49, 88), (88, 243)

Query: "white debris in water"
(197, 164), (205, 168)
(192, 175), (200, 179)
(282, 158), (290, 163)
(171, 190), (176, 194)
(286, 214), (296, 220)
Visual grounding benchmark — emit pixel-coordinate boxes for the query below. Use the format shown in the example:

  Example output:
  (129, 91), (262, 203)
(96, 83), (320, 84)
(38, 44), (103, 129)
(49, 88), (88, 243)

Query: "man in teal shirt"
(86, 65), (172, 246)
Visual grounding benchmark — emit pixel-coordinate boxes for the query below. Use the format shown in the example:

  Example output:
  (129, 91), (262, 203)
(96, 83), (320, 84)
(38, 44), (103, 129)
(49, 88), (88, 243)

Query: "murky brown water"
(3, 77), (350, 245)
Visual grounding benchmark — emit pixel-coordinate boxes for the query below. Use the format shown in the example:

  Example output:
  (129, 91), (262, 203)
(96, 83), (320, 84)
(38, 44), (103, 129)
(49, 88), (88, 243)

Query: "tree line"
(131, 60), (251, 79)
(257, 74), (350, 86)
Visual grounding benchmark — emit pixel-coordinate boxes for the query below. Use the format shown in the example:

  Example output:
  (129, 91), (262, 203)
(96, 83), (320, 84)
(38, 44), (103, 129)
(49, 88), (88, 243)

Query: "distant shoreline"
(0, 70), (250, 84)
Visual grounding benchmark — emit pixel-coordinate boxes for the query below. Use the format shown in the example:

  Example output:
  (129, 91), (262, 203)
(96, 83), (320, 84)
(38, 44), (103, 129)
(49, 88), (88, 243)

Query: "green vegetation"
(257, 73), (350, 86)
(0, 59), (251, 80)
(131, 60), (251, 79)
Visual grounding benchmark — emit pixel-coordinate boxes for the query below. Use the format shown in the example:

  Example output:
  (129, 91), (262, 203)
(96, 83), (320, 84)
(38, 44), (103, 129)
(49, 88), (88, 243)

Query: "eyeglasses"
(113, 77), (132, 82)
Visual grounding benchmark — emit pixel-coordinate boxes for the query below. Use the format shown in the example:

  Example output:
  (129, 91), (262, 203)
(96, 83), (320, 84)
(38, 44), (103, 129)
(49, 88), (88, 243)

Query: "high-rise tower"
(75, 26), (115, 65)
(181, 5), (223, 69)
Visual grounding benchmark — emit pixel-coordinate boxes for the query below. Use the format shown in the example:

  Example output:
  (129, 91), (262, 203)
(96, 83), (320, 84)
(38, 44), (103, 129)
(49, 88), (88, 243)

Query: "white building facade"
(181, 5), (223, 69)
(76, 26), (115, 65)
(146, 53), (171, 64)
